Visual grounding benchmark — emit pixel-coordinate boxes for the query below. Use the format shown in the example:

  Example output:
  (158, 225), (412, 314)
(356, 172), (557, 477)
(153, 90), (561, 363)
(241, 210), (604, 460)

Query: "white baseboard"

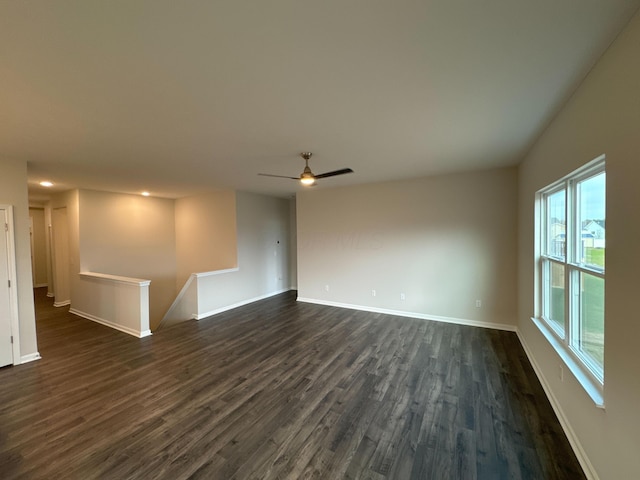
(197, 289), (291, 320)
(33, 283), (48, 288)
(69, 308), (152, 338)
(46, 292), (54, 298)
(516, 330), (598, 480)
(20, 352), (41, 364)
(53, 299), (71, 307)
(296, 297), (517, 332)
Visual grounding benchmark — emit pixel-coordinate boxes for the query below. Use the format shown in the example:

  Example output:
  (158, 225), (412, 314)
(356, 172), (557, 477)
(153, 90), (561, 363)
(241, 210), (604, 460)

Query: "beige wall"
(297, 167), (518, 327)
(29, 208), (48, 287)
(0, 158), (37, 359)
(236, 191), (290, 295)
(77, 189), (177, 330)
(195, 191), (291, 315)
(175, 190), (237, 288)
(518, 11), (640, 479)
(1, 166), (289, 352)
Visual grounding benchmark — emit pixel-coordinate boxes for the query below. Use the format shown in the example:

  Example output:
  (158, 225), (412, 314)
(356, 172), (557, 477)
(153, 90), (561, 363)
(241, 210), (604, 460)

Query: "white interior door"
(0, 208), (15, 367)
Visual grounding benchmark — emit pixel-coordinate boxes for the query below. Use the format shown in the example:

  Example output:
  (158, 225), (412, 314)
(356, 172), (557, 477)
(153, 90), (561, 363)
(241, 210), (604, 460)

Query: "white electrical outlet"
(475, 300), (482, 308)
(400, 293), (405, 301)
(325, 285), (329, 292)
(372, 289), (376, 297)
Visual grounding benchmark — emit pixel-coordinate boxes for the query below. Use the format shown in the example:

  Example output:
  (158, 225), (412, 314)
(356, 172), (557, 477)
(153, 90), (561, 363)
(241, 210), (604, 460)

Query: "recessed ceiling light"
(141, 191), (150, 197)
(39, 181), (54, 187)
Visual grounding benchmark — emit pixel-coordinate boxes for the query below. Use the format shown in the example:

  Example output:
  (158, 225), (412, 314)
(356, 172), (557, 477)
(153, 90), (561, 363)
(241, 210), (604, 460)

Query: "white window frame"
(533, 155), (605, 407)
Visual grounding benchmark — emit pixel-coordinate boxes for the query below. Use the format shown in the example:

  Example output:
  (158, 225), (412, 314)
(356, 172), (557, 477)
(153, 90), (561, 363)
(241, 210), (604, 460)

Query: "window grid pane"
(577, 172), (605, 270)
(537, 156), (605, 390)
(546, 189), (566, 259)
(547, 261), (565, 335)
(577, 272), (604, 377)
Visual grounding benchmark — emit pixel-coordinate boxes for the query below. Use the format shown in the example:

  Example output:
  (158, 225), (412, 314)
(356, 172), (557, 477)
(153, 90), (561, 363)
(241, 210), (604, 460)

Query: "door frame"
(29, 214), (36, 287)
(51, 206), (70, 307)
(1, 205), (22, 365)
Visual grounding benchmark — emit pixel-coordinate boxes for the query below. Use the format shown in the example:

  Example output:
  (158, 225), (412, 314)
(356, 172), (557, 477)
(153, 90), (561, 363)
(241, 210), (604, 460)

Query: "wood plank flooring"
(0, 288), (586, 479)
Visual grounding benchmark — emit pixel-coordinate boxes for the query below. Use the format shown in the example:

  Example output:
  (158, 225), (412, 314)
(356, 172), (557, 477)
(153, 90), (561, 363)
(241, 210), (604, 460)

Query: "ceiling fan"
(258, 152), (353, 186)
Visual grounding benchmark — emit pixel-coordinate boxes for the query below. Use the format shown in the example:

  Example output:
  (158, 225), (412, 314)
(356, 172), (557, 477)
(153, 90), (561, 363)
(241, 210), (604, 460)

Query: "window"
(536, 155), (605, 404)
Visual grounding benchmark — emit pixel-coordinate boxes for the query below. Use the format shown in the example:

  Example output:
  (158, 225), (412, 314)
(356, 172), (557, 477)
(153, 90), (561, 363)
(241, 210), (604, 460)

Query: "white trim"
(1, 205), (22, 365)
(194, 267), (239, 278)
(79, 271), (151, 286)
(33, 283), (48, 288)
(536, 155), (606, 393)
(20, 352), (42, 364)
(53, 300), (71, 307)
(177, 274), (196, 301)
(296, 297), (517, 332)
(531, 317), (604, 406)
(69, 308), (152, 338)
(159, 273), (197, 326)
(540, 154), (606, 193)
(517, 328), (599, 480)
(197, 288), (291, 320)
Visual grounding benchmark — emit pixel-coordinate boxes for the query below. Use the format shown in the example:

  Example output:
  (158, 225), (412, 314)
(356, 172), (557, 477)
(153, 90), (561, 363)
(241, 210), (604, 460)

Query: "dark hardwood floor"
(0, 288), (585, 479)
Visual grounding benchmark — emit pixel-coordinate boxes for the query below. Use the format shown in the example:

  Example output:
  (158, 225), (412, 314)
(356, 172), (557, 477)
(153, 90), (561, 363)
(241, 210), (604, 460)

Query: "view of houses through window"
(538, 157), (605, 386)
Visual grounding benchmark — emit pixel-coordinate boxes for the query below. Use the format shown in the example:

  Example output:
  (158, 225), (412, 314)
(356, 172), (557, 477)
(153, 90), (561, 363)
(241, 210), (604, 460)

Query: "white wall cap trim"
(79, 271), (151, 286)
(194, 267), (240, 278)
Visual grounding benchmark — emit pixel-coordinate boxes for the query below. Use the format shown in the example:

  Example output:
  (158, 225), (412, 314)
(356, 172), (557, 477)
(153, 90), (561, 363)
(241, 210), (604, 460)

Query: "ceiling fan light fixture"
(300, 173), (315, 186)
(300, 154), (315, 185)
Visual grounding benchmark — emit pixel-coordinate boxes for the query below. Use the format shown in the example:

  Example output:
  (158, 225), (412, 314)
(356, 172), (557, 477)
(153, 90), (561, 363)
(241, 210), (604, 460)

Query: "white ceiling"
(2, 1), (639, 200)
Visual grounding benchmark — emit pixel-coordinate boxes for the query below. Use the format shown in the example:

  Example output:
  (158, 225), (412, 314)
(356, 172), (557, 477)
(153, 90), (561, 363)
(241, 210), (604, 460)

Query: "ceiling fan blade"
(257, 173), (299, 180)
(313, 168), (354, 179)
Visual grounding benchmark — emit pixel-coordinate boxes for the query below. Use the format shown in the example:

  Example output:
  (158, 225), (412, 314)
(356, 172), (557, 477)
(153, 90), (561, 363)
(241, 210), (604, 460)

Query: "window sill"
(531, 316), (604, 408)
